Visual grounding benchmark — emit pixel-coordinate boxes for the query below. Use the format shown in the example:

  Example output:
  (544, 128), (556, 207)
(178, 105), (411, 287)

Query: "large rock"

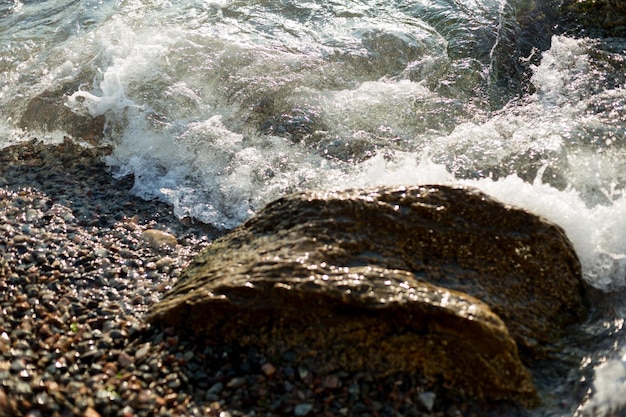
(148, 185), (589, 405)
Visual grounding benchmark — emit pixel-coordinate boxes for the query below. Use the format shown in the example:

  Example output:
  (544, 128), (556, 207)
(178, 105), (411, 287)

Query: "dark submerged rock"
(559, 0), (626, 37)
(19, 87), (105, 143)
(148, 185), (589, 406)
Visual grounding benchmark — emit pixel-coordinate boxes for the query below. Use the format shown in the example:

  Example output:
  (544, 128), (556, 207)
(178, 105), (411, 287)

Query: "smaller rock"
(261, 362), (276, 376)
(0, 332), (10, 345)
(0, 388), (7, 410)
(283, 366), (295, 379)
(207, 382), (224, 394)
(83, 406), (102, 417)
(182, 351), (194, 362)
(226, 377), (246, 388)
(297, 366), (308, 380)
(348, 383), (360, 394)
(141, 230), (177, 250)
(118, 351), (134, 368)
(109, 329), (126, 340)
(166, 377), (181, 389)
(135, 343), (151, 360)
(418, 391), (436, 411)
(294, 403), (313, 416)
(322, 374), (340, 389)
(10, 359), (25, 373)
(155, 257), (175, 269)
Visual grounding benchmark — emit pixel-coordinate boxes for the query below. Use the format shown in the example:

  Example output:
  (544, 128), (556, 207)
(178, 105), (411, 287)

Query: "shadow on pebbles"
(0, 139), (531, 417)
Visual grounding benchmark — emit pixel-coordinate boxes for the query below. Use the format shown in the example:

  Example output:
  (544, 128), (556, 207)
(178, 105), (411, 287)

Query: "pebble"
(418, 391), (436, 411)
(135, 343), (151, 360)
(261, 362), (276, 377)
(323, 374), (341, 389)
(117, 351), (134, 368)
(141, 229), (178, 250)
(208, 382), (224, 394)
(84, 406), (102, 417)
(294, 403), (313, 416)
(297, 366), (309, 380)
(227, 376), (246, 388)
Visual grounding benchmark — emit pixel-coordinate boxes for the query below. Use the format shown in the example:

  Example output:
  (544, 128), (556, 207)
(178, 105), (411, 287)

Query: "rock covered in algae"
(148, 185), (590, 405)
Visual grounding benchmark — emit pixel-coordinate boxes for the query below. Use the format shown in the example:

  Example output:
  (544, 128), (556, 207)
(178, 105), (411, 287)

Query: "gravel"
(0, 138), (535, 417)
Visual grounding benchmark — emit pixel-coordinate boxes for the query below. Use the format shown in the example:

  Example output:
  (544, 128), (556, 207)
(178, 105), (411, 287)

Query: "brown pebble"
(141, 229), (177, 250)
(15, 301), (31, 312)
(155, 257), (174, 269)
(323, 375), (341, 389)
(103, 362), (118, 375)
(261, 362), (276, 376)
(136, 389), (153, 404)
(13, 235), (30, 243)
(0, 387), (7, 410)
(118, 351), (134, 368)
(83, 406), (101, 417)
(38, 323), (53, 338)
(0, 333), (10, 354)
(164, 392), (178, 405)
(165, 335), (179, 347)
(46, 313), (65, 328)
(44, 380), (59, 392)
(227, 377), (246, 388)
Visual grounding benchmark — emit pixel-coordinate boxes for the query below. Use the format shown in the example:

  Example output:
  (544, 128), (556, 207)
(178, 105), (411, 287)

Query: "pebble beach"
(0, 139), (540, 417)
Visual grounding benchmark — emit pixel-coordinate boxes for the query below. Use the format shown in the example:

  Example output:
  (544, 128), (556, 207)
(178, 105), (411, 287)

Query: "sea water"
(1, 0), (626, 414)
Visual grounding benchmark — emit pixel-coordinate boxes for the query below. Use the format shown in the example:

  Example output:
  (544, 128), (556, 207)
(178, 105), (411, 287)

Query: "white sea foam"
(19, 3), (626, 294)
(579, 354), (626, 416)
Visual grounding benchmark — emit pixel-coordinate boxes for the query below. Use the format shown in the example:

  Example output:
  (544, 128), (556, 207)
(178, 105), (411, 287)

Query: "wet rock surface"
(148, 185), (590, 405)
(18, 86), (106, 144)
(559, 0), (626, 37)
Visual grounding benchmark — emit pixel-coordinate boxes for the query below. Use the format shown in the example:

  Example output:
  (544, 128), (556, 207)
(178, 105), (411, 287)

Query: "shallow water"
(1, 0), (626, 414)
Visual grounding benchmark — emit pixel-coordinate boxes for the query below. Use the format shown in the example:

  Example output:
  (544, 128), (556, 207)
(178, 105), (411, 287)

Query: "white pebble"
(294, 403), (313, 416)
(418, 391), (436, 411)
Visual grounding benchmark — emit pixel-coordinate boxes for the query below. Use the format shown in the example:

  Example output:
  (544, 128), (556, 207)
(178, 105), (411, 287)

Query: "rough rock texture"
(560, 0), (626, 37)
(148, 185), (590, 405)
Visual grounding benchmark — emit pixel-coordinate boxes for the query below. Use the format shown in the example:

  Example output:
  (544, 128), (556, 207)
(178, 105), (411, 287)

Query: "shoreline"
(0, 139), (555, 417)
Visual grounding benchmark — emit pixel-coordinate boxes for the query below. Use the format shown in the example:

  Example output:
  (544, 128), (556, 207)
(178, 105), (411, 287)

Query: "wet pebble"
(261, 362), (276, 377)
(208, 382), (224, 395)
(294, 403), (313, 416)
(135, 343), (151, 360)
(141, 229), (177, 250)
(227, 376), (246, 389)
